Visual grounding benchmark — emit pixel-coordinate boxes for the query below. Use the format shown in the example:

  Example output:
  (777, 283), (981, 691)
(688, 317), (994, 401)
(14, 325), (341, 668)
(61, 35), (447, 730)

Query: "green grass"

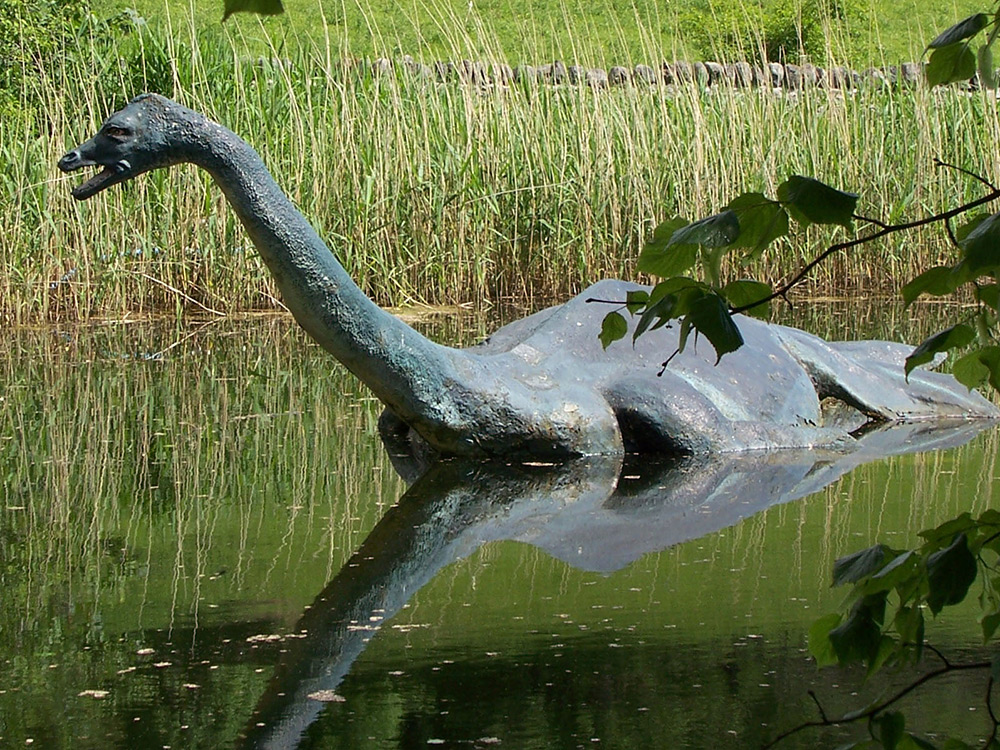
(4, 14), (1000, 322)
(91, 0), (984, 68)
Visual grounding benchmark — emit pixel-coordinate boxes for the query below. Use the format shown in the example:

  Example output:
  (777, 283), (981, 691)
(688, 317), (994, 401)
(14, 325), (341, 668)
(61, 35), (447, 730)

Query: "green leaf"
(808, 612), (842, 666)
(960, 211), (1000, 273)
(725, 193), (789, 258)
(919, 512), (975, 547)
(981, 609), (1000, 641)
(979, 43), (998, 89)
(904, 324), (975, 378)
(599, 311), (628, 350)
(926, 42), (977, 87)
(894, 605), (925, 646)
(632, 278), (710, 343)
(649, 277), (706, 303)
(953, 349), (992, 390)
(829, 594), (887, 664)
(686, 293), (744, 363)
(777, 176), (858, 229)
(926, 533), (978, 614)
(864, 551), (920, 594)
(668, 210), (740, 248)
(874, 711), (905, 749)
(928, 13), (990, 48)
(865, 635), (898, 679)
(638, 218), (699, 278)
(833, 544), (894, 586)
(956, 212), (990, 243)
(901, 266), (965, 306)
(977, 283), (1000, 310)
(625, 289), (649, 314)
(974, 346), (1000, 390)
(632, 294), (677, 342)
(223, 0), (283, 20)
(722, 280), (772, 319)
(677, 315), (694, 355)
(979, 508), (1000, 527)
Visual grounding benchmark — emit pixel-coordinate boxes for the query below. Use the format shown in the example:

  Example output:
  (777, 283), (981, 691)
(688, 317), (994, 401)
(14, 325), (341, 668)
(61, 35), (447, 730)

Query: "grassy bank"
(90, 0), (981, 69)
(4, 18), (1000, 322)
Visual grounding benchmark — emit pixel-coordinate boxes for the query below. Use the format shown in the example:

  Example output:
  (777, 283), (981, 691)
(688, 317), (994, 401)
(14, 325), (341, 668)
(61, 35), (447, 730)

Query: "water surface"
(0, 305), (996, 749)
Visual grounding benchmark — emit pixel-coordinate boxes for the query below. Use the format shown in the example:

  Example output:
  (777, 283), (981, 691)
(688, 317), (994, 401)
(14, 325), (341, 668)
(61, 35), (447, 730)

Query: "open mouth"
(58, 156), (132, 201)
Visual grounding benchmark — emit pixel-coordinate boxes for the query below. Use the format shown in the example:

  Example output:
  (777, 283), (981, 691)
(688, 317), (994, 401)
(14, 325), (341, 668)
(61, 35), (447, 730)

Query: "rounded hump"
(129, 92), (171, 106)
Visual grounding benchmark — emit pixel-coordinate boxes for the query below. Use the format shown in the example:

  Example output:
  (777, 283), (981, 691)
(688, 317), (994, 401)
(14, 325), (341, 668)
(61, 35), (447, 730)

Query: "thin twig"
(854, 213), (889, 229)
(732, 188), (1000, 315)
(807, 690), (828, 722)
(944, 216), (960, 249)
(763, 660), (991, 749)
(924, 643), (952, 668)
(935, 158), (1000, 191)
(128, 271), (227, 316)
(987, 676), (999, 744)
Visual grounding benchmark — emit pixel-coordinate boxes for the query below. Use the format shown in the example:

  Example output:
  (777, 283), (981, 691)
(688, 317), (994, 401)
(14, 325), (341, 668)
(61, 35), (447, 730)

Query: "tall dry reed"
(3, 15), (1000, 322)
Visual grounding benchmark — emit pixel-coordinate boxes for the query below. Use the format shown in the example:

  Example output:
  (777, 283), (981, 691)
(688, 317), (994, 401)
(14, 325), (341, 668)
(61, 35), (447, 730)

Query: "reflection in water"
(241, 420), (992, 749)
(0, 316), (997, 749)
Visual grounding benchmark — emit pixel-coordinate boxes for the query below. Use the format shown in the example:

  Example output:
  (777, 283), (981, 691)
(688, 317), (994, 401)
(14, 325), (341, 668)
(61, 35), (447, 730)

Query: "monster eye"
(104, 125), (131, 139)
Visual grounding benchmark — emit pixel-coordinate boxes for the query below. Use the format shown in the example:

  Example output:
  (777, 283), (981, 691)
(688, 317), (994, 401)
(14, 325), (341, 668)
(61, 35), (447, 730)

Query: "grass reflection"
(0, 307), (997, 748)
(1, 317), (404, 594)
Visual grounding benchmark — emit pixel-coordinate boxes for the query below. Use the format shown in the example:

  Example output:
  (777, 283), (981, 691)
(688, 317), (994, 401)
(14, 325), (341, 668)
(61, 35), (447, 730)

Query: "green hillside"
(89, 0), (983, 68)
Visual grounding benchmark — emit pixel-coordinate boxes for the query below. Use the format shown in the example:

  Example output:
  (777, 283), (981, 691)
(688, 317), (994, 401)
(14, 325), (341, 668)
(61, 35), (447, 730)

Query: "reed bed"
(4, 16), (1000, 322)
(0, 320), (404, 630)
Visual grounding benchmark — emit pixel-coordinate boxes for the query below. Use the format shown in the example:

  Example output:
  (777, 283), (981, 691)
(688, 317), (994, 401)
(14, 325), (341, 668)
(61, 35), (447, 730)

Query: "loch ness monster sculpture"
(58, 94), (999, 458)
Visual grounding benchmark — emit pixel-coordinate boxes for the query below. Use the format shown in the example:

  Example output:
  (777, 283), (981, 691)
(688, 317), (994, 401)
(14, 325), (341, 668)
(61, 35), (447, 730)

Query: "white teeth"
(114, 159), (131, 173)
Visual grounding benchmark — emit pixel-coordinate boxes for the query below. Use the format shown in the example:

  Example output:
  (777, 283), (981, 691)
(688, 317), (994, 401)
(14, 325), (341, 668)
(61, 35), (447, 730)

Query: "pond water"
(0, 304), (996, 749)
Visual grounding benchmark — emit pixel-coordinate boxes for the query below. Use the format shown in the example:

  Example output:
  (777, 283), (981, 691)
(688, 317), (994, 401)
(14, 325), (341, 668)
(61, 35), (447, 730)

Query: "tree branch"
(731, 188), (1000, 315)
(935, 158), (999, 192)
(763, 660), (991, 749)
(987, 676), (999, 744)
(924, 642), (952, 668)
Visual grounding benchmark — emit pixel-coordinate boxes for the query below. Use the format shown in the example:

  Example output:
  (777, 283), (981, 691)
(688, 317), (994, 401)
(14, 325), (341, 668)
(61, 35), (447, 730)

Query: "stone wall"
(349, 57), (947, 90)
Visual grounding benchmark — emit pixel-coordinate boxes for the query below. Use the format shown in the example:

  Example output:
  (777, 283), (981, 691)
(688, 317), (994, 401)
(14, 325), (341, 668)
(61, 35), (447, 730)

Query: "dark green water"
(0, 306), (996, 749)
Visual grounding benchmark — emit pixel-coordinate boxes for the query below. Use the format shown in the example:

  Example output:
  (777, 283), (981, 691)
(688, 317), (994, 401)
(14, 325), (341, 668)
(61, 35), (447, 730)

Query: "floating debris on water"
(307, 690), (346, 702)
(78, 690), (109, 699)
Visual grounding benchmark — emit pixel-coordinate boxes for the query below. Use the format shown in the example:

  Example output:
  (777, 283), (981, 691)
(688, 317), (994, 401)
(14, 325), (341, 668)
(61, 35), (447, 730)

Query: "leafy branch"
(595, 167), (1000, 388)
(595, 0), (1000, 379)
(765, 510), (1000, 749)
(763, 661), (993, 750)
(733, 168), (1000, 317)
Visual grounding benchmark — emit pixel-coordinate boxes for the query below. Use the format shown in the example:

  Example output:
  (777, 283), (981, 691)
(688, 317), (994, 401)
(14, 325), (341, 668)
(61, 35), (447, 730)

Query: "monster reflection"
(238, 420), (990, 749)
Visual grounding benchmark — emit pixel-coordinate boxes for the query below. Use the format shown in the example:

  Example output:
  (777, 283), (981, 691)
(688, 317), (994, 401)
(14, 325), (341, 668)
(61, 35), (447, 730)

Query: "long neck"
(189, 119), (466, 430)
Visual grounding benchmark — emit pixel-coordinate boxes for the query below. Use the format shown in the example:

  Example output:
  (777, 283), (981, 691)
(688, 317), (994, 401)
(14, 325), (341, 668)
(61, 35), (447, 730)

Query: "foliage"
(0, 0), (91, 112)
(677, 0), (872, 63)
(596, 174), (844, 362)
(925, 11), (1000, 88)
(762, 512), (1000, 748)
(85, 0), (984, 69)
(601, 164), (1000, 390)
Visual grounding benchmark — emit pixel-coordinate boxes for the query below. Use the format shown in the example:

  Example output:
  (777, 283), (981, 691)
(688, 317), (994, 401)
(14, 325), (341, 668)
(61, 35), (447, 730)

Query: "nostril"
(58, 151), (80, 172)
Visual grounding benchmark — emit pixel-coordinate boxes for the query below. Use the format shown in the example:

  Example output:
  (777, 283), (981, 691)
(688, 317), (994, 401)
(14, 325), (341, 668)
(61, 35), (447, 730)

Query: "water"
(0, 307), (996, 749)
